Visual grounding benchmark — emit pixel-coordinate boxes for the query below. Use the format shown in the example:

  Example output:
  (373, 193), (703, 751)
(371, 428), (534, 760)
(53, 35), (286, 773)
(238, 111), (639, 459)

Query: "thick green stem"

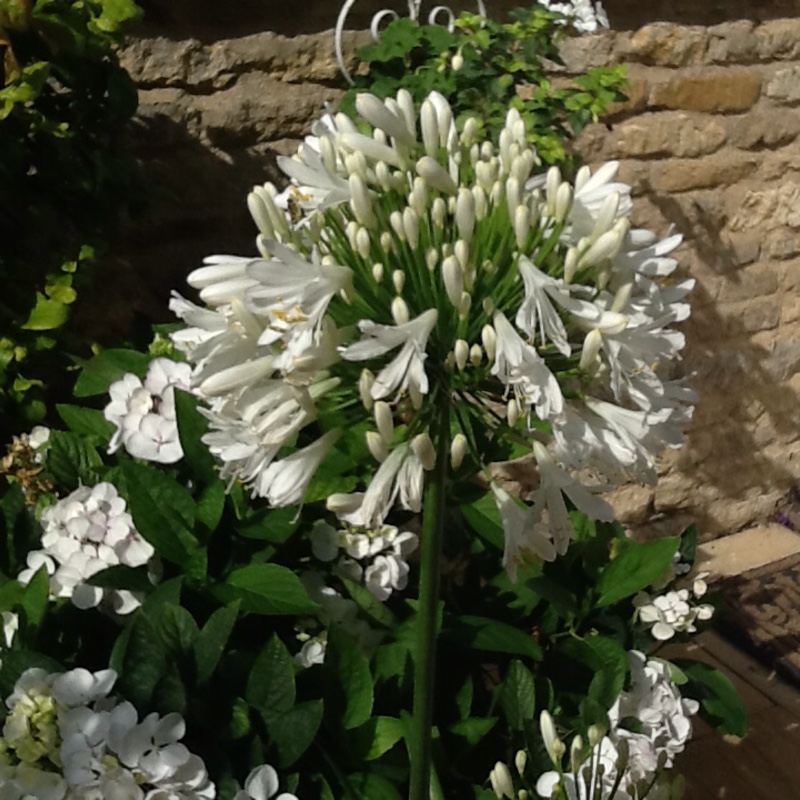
(408, 405), (450, 800)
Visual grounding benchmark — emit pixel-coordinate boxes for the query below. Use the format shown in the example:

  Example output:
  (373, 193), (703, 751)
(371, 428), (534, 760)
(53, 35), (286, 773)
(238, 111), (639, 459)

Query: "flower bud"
(416, 156), (457, 194)
(450, 433), (468, 469)
(374, 401), (394, 444)
(392, 269), (406, 294)
(569, 735), (585, 773)
(380, 232), (394, 253)
(391, 296), (410, 325)
(372, 263), (385, 283)
(454, 339), (469, 371)
(376, 161), (392, 192)
(514, 750), (527, 777)
(355, 227), (371, 259)
(451, 51), (464, 71)
(579, 329), (604, 372)
(514, 204), (530, 248)
(507, 398), (520, 427)
(540, 711), (565, 765)
(426, 248), (438, 272)
(554, 183), (573, 223)
(458, 291), (472, 318)
(359, 369), (375, 410)
(349, 174), (377, 228)
(611, 280), (633, 313)
(442, 256), (464, 308)
(472, 185), (488, 220)
(489, 762), (514, 799)
(469, 344), (482, 367)
(247, 191), (275, 239)
(421, 99), (439, 157)
(431, 197), (447, 229)
(365, 431), (388, 463)
(461, 116), (478, 147)
(506, 176), (521, 215)
(326, 493), (361, 516)
(591, 190), (620, 239)
(481, 324), (497, 362)
(355, 93), (414, 146)
(409, 177), (428, 217)
(482, 297), (495, 315)
(564, 247), (579, 284)
(545, 166), (561, 215)
(490, 180), (503, 207)
(403, 207), (420, 250)
(587, 724), (606, 747)
(411, 433), (436, 471)
(390, 211), (405, 241)
(455, 189), (475, 242)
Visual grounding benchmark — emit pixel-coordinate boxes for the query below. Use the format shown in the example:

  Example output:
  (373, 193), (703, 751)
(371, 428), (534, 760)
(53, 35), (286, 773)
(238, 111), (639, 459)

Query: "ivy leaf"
(595, 537), (680, 607)
(214, 564), (318, 616)
(193, 603), (239, 685)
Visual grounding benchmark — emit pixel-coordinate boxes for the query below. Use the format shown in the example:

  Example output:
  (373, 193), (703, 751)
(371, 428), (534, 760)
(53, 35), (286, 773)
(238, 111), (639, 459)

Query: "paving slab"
(696, 524), (800, 577)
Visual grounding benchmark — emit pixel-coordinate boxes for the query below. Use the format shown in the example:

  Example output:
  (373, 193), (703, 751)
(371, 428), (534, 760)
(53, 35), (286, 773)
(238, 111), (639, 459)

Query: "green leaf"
(21, 292), (69, 331)
(448, 717), (497, 746)
(56, 404), (114, 441)
(247, 635), (295, 716)
(174, 390), (218, 484)
(444, 615), (542, 660)
(46, 431), (103, 489)
(118, 614), (168, 707)
(267, 699), (324, 767)
(326, 626), (373, 730)
(73, 349), (151, 397)
(500, 660), (535, 731)
(86, 565), (153, 593)
(197, 481), (225, 532)
(215, 564), (318, 616)
(20, 567), (49, 630)
(156, 603), (199, 658)
(456, 676), (473, 720)
(596, 537), (680, 607)
(121, 460), (200, 566)
(193, 603), (239, 684)
(352, 716), (404, 760)
(678, 660), (748, 737)
(346, 773), (403, 800)
(235, 507), (299, 544)
(341, 577), (397, 628)
(461, 493), (504, 549)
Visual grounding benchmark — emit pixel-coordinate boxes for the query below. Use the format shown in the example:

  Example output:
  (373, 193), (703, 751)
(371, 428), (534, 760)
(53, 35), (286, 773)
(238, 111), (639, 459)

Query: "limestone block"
(715, 263), (780, 304)
(557, 31), (616, 72)
(650, 152), (757, 193)
(611, 112), (726, 158)
(649, 70), (761, 113)
(616, 23), (708, 67)
(728, 107), (800, 150)
(119, 36), (201, 87)
(755, 19), (800, 61)
(723, 297), (781, 334)
(729, 183), (800, 232)
(607, 484), (655, 525)
(705, 20), (758, 65)
(764, 229), (800, 260)
(766, 66), (800, 105)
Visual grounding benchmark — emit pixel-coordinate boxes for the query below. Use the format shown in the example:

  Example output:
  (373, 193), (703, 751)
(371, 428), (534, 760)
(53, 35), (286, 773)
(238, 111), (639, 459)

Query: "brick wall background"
(105, 10), (800, 542)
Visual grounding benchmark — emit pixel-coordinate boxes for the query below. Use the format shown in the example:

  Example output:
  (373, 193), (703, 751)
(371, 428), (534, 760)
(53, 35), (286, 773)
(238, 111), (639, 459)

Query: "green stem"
(408, 400), (450, 800)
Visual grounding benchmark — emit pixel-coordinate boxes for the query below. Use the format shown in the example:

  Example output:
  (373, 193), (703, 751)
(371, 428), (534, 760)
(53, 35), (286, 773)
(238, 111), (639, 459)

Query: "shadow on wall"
(133, 0), (800, 40)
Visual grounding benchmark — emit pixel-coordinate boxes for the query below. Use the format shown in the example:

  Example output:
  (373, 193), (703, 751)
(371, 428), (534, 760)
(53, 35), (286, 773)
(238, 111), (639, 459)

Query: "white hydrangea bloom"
(17, 482), (154, 615)
(1, 666), (215, 800)
(105, 358), (192, 464)
(634, 582), (714, 641)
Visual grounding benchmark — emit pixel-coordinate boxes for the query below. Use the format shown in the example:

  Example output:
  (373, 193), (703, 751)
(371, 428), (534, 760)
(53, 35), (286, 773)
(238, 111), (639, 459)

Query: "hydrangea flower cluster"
(634, 574), (714, 641)
(538, 0), (609, 33)
(310, 520), (418, 601)
(171, 88), (694, 579)
(105, 358), (192, 464)
(533, 651), (696, 799)
(0, 666), (214, 800)
(18, 482), (154, 615)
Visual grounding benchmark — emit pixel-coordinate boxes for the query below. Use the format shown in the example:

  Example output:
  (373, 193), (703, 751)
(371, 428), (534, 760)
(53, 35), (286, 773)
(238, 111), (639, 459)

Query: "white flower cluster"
(310, 520), (418, 602)
(18, 482), (154, 615)
(0, 666), (214, 800)
(532, 652), (696, 800)
(538, 0), (609, 33)
(634, 574), (713, 641)
(105, 358), (192, 464)
(171, 88), (694, 580)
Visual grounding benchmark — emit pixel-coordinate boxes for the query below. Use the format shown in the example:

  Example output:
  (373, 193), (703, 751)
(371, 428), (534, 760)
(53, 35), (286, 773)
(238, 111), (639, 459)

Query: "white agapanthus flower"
(0, 666), (214, 800)
(17, 482), (154, 615)
(172, 88), (693, 579)
(105, 358), (192, 464)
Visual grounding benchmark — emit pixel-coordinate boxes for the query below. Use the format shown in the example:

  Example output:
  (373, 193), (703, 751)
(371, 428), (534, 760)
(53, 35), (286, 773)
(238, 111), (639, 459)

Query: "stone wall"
(111, 16), (800, 541)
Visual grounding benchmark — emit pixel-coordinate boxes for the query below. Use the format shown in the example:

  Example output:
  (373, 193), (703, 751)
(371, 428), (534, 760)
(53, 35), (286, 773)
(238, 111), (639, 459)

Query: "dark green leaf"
(174, 390), (218, 484)
(156, 603), (199, 658)
(20, 566), (49, 630)
(596, 537), (680, 607)
(341, 577), (397, 628)
(448, 717), (497, 746)
(73, 349), (151, 397)
(86, 564), (153, 592)
(194, 603), (239, 685)
(679, 660), (748, 737)
(247, 635), (295, 716)
(352, 716), (404, 760)
(461, 493), (504, 549)
(47, 431), (103, 489)
(346, 773), (403, 800)
(267, 699), (324, 767)
(326, 625), (373, 730)
(118, 614), (168, 707)
(444, 615), (542, 660)
(197, 481), (225, 532)
(215, 564), (318, 616)
(56, 404), (114, 440)
(235, 506), (299, 544)
(500, 660), (535, 731)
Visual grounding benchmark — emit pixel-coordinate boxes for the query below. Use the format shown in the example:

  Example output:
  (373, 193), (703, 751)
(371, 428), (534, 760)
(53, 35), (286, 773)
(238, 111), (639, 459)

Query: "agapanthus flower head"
(18, 482), (154, 615)
(172, 89), (692, 576)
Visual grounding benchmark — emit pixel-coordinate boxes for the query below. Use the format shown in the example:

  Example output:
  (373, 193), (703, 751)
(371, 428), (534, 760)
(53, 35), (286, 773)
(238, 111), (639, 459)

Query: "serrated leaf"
(73, 349), (151, 398)
(46, 431), (103, 489)
(596, 537), (680, 608)
(193, 603), (239, 684)
(56, 404), (114, 440)
(215, 564), (318, 616)
(327, 625), (373, 730)
(501, 660), (535, 731)
(247, 635), (295, 716)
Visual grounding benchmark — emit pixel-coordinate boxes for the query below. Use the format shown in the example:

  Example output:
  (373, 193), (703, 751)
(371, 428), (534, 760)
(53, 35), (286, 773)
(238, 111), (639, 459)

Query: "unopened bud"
(587, 724), (606, 747)
(570, 735), (585, 773)
(392, 269), (406, 294)
(349, 174), (377, 228)
(489, 762), (514, 799)
(416, 156), (457, 195)
(540, 711), (565, 766)
(456, 189), (475, 242)
(372, 263), (385, 283)
(450, 433), (468, 469)
(392, 296), (410, 325)
(454, 339), (469, 371)
(374, 401), (394, 444)
(514, 204), (530, 248)
(481, 325), (497, 362)
(507, 398), (520, 427)
(390, 211), (405, 241)
(554, 183), (573, 223)
(454, 239), (469, 269)
(380, 231), (394, 253)
(365, 431), (388, 463)
(469, 344), (482, 367)
(482, 297), (495, 315)
(564, 247), (579, 284)
(514, 750), (527, 777)
(431, 197), (447, 229)
(403, 207), (420, 250)
(442, 256), (464, 308)
(411, 433), (436, 471)
(451, 51), (464, 71)
(359, 370), (375, 410)
(458, 292), (472, 319)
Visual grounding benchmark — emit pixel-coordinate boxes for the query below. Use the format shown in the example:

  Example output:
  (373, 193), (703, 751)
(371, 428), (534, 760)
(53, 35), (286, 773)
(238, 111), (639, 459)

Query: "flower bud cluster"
(0, 666), (214, 799)
(105, 358), (192, 464)
(17, 482), (154, 615)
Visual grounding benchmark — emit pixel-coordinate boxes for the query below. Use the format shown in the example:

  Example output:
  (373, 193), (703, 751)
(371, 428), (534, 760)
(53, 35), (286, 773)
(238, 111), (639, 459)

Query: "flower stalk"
(409, 396), (450, 800)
